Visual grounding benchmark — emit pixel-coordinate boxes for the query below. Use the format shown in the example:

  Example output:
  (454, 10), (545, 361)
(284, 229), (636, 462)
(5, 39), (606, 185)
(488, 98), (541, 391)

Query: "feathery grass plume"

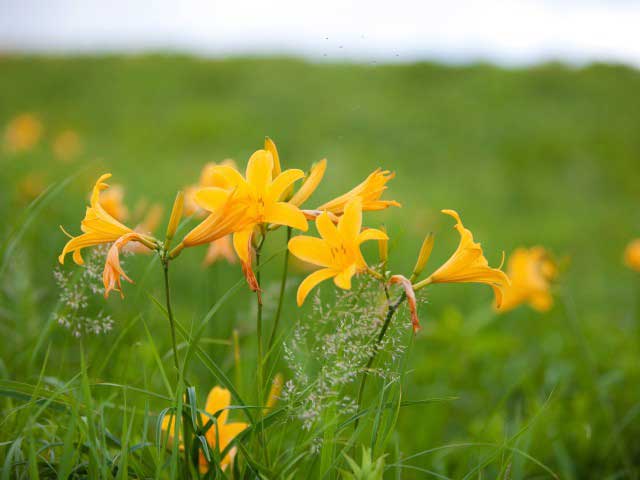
(282, 275), (409, 431)
(53, 245), (115, 337)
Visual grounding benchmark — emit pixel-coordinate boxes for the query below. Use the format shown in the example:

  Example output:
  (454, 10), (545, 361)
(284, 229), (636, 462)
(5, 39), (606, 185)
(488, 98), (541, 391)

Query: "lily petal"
(334, 263), (357, 290)
(296, 268), (336, 306)
(357, 227), (388, 244)
(246, 150), (273, 192)
(316, 211), (341, 245)
(204, 386), (231, 426)
(267, 169), (304, 203)
(337, 198), (363, 241)
(288, 236), (333, 267)
(195, 187), (233, 212)
(265, 202), (308, 231)
(232, 228), (253, 265)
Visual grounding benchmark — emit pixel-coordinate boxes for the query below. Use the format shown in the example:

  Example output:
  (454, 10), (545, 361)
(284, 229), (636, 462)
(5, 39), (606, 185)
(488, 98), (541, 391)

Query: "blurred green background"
(1, 55), (640, 478)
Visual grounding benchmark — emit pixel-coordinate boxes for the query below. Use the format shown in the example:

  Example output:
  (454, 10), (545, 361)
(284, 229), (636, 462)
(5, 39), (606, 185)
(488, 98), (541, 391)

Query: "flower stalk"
(268, 227), (291, 350)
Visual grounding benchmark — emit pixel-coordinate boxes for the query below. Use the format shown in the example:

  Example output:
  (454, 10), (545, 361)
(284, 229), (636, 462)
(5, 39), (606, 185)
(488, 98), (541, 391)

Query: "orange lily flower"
(161, 386), (248, 473)
(288, 198), (387, 305)
(497, 247), (557, 313)
(624, 239), (640, 272)
(317, 168), (400, 215)
(414, 210), (509, 307)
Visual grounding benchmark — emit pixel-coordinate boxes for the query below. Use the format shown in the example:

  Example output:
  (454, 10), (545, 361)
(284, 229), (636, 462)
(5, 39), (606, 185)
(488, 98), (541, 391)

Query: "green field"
(1, 55), (640, 478)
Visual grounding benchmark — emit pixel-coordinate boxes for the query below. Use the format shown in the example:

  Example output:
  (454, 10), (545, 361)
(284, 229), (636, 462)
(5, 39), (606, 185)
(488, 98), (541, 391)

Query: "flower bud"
(411, 233), (434, 281)
(264, 136), (282, 177)
(165, 191), (184, 244)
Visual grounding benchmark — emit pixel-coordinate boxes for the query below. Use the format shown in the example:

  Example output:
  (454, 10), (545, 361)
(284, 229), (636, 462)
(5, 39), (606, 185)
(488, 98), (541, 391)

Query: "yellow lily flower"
(59, 174), (137, 265)
(161, 386), (248, 473)
(288, 198), (388, 306)
(3, 113), (42, 153)
(415, 210), (509, 307)
(59, 174), (157, 298)
(497, 247), (557, 313)
(624, 239), (640, 272)
(317, 168), (401, 215)
(199, 148), (308, 290)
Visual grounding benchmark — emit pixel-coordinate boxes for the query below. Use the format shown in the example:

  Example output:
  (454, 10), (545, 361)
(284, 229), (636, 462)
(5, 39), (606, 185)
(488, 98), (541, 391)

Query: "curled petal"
(357, 227), (388, 244)
(103, 232), (146, 298)
(390, 274), (420, 333)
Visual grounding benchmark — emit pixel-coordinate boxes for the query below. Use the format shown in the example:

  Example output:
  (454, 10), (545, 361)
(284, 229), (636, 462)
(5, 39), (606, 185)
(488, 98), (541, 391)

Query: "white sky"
(1, 0), (639, 67)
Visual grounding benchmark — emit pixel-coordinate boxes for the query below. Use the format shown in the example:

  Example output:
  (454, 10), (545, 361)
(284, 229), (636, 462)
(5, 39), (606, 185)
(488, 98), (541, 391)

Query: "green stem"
(254, 236), (269, 465)
(162, 261), (181, 379)
(268, 227), (291, 350)
(354, 292), (406, 430)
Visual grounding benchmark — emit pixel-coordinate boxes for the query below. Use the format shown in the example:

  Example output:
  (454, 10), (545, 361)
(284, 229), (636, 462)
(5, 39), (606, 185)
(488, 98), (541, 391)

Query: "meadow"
(1, 55), (640, 478)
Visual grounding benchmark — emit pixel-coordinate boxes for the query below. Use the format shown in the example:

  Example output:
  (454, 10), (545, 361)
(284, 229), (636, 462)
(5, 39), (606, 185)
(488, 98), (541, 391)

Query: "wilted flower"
(3, 113), (42, 153)
(288, 198), (387, 305)
(414, 210), (509, 307)
(497, 247), (557, 313)
(624, 239), (640, 272)
(161, 386), (248, 473)
(317, 168), (400, 215)
(52, 129), (83, 162)
(103, 232), (149, 298)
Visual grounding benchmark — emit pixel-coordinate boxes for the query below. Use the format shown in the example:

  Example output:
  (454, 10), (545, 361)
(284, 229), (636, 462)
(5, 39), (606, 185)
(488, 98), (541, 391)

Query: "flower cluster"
(58, 137), (511, 319)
